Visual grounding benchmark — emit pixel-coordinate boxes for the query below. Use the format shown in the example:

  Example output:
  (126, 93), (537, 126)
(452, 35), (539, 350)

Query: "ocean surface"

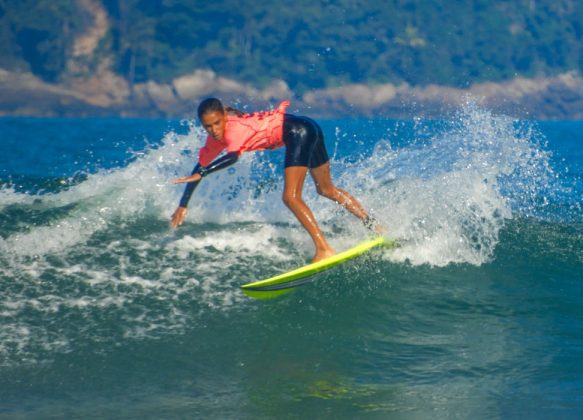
(0, 104), (581, 419)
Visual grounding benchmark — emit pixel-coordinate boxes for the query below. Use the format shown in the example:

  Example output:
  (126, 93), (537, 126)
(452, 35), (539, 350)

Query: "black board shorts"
(282, 114), (330, 169)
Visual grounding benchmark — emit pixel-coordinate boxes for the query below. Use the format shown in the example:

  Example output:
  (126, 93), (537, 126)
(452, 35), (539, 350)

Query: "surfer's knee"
(282, 191), (300, 208)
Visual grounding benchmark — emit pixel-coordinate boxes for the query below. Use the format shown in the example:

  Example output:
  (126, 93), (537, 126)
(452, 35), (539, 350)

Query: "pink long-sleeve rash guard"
(198, 100), (290, 167)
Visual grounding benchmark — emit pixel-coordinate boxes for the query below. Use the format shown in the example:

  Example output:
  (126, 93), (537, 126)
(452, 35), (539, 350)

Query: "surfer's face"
(201, 111), (227, 141)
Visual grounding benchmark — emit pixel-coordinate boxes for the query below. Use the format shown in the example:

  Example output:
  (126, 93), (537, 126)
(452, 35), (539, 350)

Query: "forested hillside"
(1, 0), (582, 92)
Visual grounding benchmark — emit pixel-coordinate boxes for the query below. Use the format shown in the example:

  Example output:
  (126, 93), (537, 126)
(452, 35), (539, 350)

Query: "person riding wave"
(171, 98), (382, 262)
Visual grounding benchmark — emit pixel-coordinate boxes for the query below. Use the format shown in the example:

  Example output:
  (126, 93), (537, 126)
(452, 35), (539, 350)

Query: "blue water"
(0, 105), (581, 418)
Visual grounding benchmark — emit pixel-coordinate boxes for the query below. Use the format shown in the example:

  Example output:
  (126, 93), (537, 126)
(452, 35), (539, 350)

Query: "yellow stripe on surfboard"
(241, 236), (394, 298)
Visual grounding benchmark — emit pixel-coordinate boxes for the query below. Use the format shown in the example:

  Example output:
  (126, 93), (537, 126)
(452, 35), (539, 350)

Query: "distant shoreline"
(1, 68), (582, 120)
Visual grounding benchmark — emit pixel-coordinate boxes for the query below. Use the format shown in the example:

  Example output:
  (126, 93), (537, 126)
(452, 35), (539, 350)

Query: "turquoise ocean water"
(0, 104), (581, 418)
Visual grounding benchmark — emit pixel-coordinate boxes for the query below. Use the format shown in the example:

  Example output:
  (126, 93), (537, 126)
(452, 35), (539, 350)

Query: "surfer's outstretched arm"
(170, 162), (201, 228)
(170, 152), (239, 228)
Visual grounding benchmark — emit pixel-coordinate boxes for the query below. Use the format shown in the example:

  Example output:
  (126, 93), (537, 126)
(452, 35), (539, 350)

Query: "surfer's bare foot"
(363, 216), (387, 236)
(312, 249), (335, 263)
(373, 224), (387, 236)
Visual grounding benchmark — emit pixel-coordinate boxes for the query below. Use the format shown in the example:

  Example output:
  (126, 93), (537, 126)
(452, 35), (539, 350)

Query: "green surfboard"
(241, 236), (394, 298)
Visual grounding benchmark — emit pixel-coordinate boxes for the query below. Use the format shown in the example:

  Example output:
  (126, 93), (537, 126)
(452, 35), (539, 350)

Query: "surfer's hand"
(171, 206), (188, 228)
(173, 173), (202, 184)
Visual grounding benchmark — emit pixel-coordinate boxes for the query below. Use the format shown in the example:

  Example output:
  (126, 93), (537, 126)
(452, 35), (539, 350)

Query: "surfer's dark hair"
(197, 97), (224, 120)
(197, 97), (244, 119)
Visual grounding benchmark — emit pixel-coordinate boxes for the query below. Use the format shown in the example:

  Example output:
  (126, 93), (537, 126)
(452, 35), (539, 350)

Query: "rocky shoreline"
(3, 0), (581, 121)
(1, 67), (582, 120)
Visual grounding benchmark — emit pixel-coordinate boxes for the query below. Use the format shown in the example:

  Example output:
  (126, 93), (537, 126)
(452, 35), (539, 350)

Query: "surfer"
(171, 98), (381, 262)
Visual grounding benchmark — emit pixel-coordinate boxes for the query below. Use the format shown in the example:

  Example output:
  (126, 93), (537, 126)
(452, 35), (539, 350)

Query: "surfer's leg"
(282, 166), (335, 262)
(311, 165), (385, 234)
(310, 162), (369, 221)
(282, 114), (382, 235)
(305, 119), (372, 224)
